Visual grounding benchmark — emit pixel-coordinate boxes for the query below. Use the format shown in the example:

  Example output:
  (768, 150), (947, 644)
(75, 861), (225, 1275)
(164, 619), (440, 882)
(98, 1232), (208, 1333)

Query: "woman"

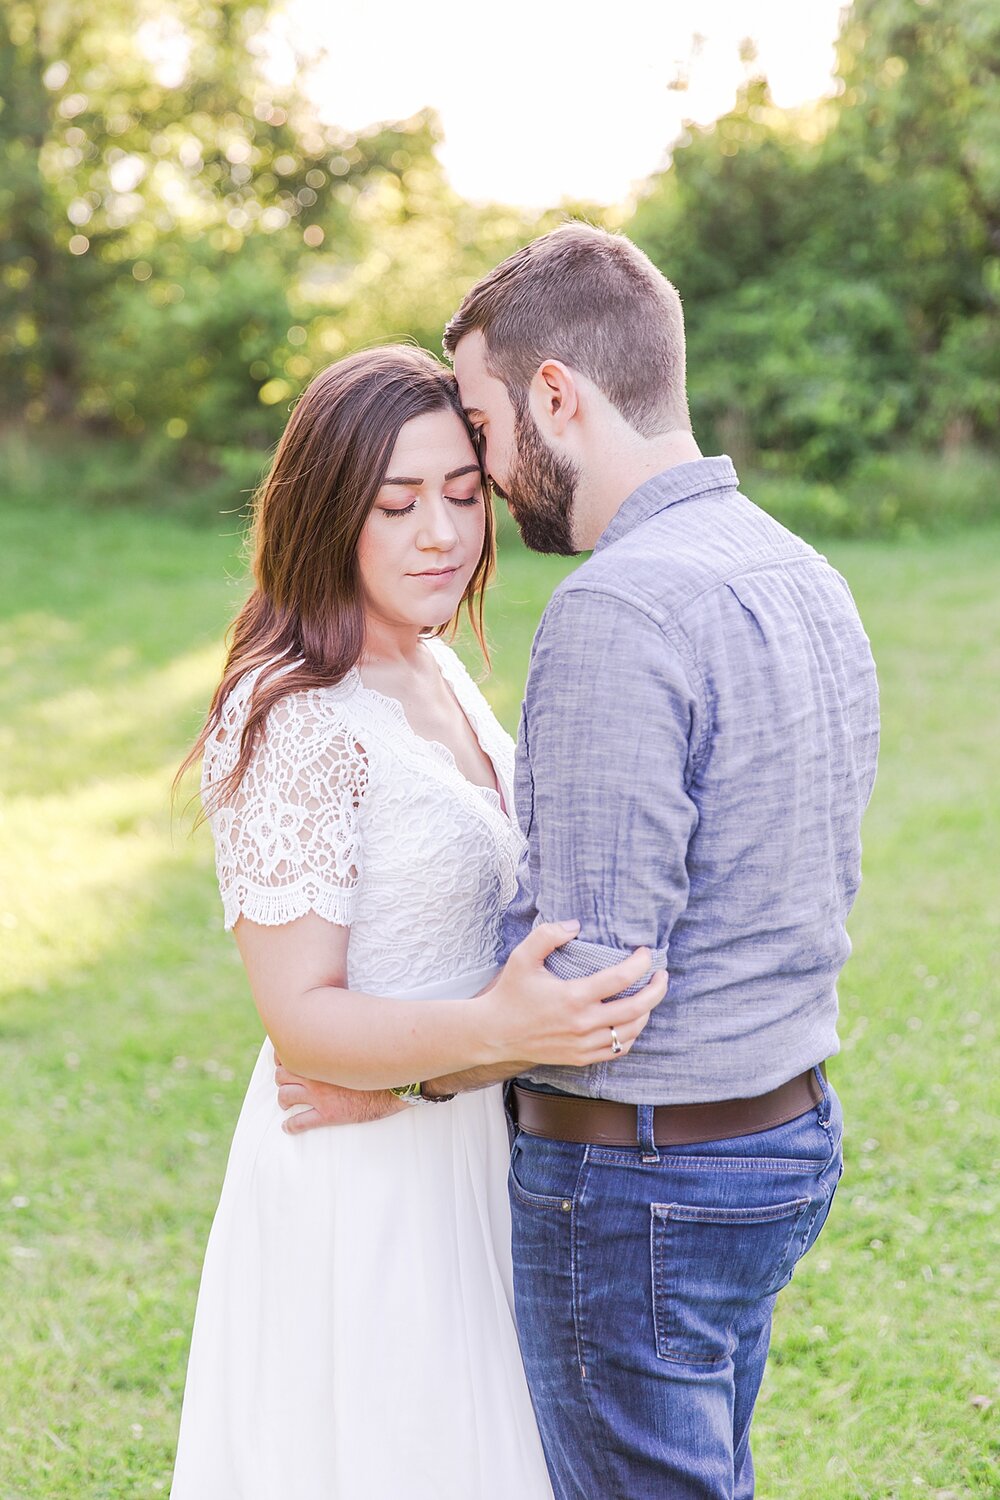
(170, 346), (664, 1498)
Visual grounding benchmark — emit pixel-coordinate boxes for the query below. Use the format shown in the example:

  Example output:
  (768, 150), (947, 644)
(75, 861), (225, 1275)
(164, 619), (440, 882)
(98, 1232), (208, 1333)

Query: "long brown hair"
(177, 344), (494, 814)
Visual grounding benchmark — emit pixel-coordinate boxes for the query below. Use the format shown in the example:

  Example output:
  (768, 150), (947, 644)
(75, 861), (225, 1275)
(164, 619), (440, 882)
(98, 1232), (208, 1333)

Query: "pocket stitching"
(653, 1196), (811, 1227)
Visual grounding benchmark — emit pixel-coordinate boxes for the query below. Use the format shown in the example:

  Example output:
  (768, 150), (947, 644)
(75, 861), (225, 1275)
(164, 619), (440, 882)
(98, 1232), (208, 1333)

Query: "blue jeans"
(508, 1071), (843, 1499)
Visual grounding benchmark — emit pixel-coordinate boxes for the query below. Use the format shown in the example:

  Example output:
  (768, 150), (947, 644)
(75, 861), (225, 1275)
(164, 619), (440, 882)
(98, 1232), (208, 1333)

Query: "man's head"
(444, 222), (690, 554)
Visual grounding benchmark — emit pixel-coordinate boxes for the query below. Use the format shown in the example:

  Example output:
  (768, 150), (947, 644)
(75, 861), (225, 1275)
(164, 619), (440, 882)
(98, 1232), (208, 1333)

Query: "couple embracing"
(171, 224), (879, 1499)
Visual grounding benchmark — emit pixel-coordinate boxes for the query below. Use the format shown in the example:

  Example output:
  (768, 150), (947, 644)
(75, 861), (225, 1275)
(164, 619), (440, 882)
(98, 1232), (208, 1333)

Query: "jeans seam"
(510, 1137), (593, 1380)
(570, 1154), (587, 1387)
(587, 1153), (834, 1172)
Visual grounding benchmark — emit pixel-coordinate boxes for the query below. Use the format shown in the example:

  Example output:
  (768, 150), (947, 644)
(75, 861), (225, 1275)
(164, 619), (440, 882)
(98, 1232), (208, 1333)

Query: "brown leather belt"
(512, 1067), (825, 1148)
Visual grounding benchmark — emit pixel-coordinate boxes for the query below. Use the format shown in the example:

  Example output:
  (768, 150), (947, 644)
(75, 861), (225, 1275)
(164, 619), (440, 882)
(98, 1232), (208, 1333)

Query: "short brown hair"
(443, 222), (689, 436)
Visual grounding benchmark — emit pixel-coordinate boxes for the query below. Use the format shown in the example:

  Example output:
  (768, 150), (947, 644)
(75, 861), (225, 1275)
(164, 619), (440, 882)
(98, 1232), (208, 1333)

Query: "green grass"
(0, 495), (997, 1498)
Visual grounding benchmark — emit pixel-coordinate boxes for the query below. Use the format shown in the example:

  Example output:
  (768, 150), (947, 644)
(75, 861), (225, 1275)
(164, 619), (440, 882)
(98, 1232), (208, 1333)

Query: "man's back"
(510, 457), (880, 1102)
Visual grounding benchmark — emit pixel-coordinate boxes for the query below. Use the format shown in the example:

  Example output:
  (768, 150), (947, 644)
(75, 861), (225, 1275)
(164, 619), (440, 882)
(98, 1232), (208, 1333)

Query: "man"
(277, 223), (879, 1497)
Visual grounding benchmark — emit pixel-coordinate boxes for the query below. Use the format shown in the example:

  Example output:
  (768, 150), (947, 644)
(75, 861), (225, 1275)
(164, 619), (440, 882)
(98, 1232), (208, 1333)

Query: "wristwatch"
(388, 1081), (456, 1104)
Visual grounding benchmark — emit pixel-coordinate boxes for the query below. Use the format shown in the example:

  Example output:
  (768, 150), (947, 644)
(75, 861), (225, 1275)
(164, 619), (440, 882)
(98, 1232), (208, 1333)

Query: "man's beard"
(493, 405), (580, 556)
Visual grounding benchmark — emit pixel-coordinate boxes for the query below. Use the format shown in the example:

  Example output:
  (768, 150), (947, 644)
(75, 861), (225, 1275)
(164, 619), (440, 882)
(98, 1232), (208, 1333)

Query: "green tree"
(824, 0), (999, 338)
(0, 0), (436, 437)
(826, 0), (1000, 443)
(629, 77), (818, 304)
(627, 0), (999, 474)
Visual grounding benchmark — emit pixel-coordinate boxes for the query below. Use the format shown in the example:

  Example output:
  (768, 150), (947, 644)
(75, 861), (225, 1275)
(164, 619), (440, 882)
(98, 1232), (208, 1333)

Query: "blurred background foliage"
(1, 0), (998, 533)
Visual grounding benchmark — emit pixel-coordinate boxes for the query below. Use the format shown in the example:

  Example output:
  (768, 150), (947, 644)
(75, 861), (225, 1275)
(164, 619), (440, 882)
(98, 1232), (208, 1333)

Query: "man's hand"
(274, 1057), (407, 1134)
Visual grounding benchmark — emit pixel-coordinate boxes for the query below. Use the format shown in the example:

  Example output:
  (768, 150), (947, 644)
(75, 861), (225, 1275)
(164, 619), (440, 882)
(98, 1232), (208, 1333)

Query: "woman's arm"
(236, 912), (666, 1090)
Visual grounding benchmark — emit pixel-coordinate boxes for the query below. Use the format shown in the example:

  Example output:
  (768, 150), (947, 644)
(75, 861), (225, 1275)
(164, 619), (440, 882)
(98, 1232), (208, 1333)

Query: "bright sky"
(281, 0), (848, 209)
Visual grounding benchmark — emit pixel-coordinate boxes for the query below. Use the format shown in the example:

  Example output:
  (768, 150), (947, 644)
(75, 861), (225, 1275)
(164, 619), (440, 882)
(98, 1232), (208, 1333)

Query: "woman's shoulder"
(221, 660), (361, 724)
(205, 661), (367, 776)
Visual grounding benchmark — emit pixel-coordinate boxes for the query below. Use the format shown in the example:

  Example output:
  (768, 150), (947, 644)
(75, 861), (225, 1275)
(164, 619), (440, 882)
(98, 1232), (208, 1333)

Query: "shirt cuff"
(544, 936), (668, 997)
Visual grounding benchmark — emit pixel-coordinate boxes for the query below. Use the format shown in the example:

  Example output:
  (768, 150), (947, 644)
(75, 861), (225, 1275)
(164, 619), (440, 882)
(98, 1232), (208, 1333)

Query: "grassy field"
(0, 497), (997, 1499)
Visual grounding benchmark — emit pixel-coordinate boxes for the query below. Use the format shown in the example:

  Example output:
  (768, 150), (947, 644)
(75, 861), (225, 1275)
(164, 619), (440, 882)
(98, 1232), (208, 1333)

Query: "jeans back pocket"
(651, 1196), (811, 1366)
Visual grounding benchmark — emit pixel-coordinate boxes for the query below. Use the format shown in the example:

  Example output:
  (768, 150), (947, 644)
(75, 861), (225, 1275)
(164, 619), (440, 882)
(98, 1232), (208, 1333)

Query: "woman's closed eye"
(377, 492), (481, 517)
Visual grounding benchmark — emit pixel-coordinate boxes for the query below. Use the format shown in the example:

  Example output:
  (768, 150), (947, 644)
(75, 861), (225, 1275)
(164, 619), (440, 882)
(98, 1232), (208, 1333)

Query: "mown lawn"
(0, 497), (997, 1498)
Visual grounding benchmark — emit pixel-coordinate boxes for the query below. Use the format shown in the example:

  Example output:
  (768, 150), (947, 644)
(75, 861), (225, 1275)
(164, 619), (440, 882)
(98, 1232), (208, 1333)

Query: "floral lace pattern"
(203, 639), (524, 994)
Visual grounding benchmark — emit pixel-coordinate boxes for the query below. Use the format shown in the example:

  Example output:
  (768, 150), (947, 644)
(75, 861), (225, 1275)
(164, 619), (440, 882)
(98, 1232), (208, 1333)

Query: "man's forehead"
(452, 332), (499, 411)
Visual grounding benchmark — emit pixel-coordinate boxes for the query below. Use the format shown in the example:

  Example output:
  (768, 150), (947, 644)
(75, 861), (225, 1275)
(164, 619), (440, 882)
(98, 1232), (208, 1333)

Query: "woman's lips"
(410, 566), (461, 583)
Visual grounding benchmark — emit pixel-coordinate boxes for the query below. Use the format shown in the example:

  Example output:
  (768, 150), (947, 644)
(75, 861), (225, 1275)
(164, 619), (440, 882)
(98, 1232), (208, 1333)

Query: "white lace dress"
(170, 638), (553, 1499)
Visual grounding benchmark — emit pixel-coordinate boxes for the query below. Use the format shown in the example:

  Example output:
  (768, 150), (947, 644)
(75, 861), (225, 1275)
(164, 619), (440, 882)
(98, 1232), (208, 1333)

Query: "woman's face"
(357, 408), (486, 637)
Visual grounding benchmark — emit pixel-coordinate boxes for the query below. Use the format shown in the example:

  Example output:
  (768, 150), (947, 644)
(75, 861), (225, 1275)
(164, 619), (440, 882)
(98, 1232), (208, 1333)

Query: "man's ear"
(528, 360), (579, 438)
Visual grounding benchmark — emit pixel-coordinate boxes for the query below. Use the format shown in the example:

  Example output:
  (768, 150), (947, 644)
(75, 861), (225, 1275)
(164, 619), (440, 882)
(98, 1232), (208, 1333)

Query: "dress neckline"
(346, 642), (509, 816)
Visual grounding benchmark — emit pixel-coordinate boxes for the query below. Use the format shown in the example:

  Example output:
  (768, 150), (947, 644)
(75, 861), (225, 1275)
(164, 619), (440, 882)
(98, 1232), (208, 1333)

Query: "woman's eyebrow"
(382, 464), (481, 485)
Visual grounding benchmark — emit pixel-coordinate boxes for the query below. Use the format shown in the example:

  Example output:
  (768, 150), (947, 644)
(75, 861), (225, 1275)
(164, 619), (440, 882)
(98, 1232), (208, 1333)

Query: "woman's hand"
(482, 921), (667, 1068)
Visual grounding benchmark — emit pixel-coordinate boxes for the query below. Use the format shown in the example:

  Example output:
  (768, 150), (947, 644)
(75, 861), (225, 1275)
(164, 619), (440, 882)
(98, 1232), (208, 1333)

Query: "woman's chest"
(362, 671), (500, 797)
(358, 744), (519, 882)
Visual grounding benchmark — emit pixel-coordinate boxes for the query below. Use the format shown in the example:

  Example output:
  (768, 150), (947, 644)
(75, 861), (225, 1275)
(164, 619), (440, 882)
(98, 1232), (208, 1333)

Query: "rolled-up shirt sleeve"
(503, 584), (701, 991)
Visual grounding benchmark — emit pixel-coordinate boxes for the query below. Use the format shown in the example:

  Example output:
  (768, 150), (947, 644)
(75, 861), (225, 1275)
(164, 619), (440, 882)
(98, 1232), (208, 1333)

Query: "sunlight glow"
(281, 0), (847, 208)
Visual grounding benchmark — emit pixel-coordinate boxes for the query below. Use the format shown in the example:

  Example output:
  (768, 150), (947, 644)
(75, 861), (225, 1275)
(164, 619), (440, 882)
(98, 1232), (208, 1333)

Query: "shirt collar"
(593, 455), (740, 554)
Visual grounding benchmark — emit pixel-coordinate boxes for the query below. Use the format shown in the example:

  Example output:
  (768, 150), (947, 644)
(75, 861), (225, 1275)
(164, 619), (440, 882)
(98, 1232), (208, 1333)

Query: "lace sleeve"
(203, 689), (369, 930)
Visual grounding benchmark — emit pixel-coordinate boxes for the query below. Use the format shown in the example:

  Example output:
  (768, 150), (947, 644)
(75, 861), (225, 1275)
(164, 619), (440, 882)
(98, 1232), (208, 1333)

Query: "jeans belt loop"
(637, 1103), (660, 1163)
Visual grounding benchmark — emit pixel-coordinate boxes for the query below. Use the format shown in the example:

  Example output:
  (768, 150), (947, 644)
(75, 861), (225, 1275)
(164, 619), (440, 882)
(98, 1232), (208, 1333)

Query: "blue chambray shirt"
(501, 457), (879, 1104)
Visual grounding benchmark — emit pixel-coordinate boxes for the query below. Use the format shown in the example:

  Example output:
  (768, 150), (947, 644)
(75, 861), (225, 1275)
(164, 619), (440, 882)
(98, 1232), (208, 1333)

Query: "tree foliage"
(0, 0), (545, 454)
(0, 0), (996, 486)
(628, 0), (999, 476)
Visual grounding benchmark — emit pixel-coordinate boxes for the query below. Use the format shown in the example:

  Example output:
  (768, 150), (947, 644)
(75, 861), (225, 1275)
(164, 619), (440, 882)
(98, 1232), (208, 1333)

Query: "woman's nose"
(417, 498), (459, 550)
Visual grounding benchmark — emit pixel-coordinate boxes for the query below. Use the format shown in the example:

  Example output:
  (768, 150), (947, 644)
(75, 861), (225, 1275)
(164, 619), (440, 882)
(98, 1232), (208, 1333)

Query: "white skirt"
(169, 966), (553, 1499)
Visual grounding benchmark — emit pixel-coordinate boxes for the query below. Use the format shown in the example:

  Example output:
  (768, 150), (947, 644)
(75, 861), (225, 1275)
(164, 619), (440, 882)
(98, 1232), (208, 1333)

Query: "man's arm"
(523, 584), (698, 989)
(275, 1058), (525, 1130)
(421, 1058), (528, 1098)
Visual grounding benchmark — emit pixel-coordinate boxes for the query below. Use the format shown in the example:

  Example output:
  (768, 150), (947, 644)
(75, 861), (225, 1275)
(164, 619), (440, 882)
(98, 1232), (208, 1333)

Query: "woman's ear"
(528, 360), (579, 438)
